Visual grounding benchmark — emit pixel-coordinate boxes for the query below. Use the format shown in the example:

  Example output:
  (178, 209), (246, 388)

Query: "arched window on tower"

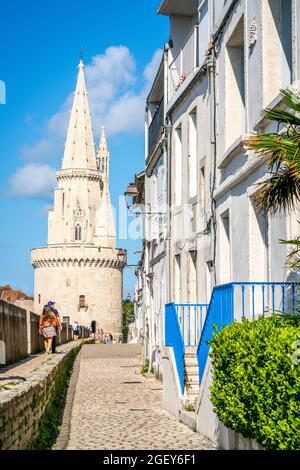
(102, 157), (105, 174)
(75, 224), (82, 241)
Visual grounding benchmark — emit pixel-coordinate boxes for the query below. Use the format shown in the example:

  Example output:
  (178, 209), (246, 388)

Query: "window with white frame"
(188, 109), (198, 198)
(75, 224), (82, 241)
(220, 210), (231, 284)
(225, 16), (245, 148)
(175, 126), (183, 206)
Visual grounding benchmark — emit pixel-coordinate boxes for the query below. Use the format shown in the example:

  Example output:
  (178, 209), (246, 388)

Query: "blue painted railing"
(197, 282), (298, 383)
(175, 304), (209, 347)
(197, 284), (234, 383)
(165, 303), (185, 394)
(165, 282), (299, 393)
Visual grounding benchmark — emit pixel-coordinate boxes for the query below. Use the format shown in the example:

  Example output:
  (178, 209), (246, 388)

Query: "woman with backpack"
(39, 305), (58, 354)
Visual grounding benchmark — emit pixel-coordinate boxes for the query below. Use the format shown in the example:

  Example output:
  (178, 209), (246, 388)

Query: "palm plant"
(245, 89), (300, 214)
(245, 89), (300, 272)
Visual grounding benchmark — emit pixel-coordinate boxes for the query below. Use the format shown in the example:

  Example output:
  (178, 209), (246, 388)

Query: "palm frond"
(255, 167), (300, 213)
(280, 237), (300, 270)
(263, 108), (300, 127)
(281, 89), (300, 114)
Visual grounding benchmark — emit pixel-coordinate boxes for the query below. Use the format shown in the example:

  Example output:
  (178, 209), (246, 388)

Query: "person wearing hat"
(48, 301), (62, 353)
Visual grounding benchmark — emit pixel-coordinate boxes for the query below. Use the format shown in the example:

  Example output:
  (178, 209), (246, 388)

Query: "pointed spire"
(61, 60), (97, 170)
(95, 127), (115, 247)
(97, 127), (110, 180)
(98, 127), (109, 156)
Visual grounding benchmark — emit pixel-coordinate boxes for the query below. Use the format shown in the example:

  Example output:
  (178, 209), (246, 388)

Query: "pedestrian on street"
(72, 321), (80, 341)
(106, 333), (113, 344)
(39, 305), (58, 354)
(91, 320), (96, 340)
(48, 301), (62, 353)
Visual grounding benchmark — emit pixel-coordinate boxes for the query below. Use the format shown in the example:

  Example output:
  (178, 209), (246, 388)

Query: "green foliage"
(209, 315), (300, 450)
(245, 89), (300, 215)
(27, 347), (80, 450)
(184, 402), (196, 412)
(141, 360), (154, 375)
(122, 299), (135, 343)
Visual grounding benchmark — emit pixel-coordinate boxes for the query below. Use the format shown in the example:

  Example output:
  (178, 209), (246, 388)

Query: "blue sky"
(0, 0), (168, 297)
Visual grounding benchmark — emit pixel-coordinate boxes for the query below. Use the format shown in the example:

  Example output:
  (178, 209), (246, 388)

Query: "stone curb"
(52, 347), (83, 450)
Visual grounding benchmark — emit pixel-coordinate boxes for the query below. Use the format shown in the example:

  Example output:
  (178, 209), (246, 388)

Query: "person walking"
(72, 321), (80, 341)
(106, 333), (113, 344)
(48, 301), (62, 353)
(39, 305), (58, 354)
(91, 320), (96, 340)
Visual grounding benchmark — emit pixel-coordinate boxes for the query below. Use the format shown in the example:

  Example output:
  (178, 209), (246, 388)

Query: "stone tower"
(31, 60), (126, 336)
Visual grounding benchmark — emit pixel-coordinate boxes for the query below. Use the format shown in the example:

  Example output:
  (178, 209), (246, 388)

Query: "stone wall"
(0, 343), (80, 450)
(0, 300), (28, 365)
(60, 324), (68, 344)
(0, 301), (89, 365)
(29, 312), (44, 355)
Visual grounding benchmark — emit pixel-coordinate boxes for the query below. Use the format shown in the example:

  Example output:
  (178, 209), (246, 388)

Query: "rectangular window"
(249, 198), (270, 282)
(174, 255), (181, 304)
(262, 0), (292, 105)
(206, 262), (213, 304)
(38, 294), (41, 304)
(200, 166), (205, 208)
(225, 17), (245, 147)
(175, 126), (183, 207)
(188, 109), (198, 198)
(187, 251), (197, 304)
(220, 211), (231, 284)
(63, 316), (70, 324)
(199, 1), (209, 66)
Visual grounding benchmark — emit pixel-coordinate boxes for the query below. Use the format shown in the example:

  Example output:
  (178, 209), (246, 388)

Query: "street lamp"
(124, 185), (166, 218)
(124, 183), (139, 210)
(117, 249), (127, 265)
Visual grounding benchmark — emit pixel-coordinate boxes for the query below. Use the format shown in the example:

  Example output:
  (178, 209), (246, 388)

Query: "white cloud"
(9, 164), (56, 198)
(25, 46), (162, 154)
(9, 46), (162, 199)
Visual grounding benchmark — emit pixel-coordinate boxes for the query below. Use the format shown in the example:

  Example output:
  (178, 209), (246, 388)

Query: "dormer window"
(75, 224), (82, 241)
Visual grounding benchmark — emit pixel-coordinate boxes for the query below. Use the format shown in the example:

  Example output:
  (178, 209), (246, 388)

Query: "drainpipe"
(208, 50), (217, 287)
(165, 123), (172, 305)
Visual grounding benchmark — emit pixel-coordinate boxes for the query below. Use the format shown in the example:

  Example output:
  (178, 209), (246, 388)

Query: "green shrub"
(141, 360), (154, 375)
(209, 315), (300, 450)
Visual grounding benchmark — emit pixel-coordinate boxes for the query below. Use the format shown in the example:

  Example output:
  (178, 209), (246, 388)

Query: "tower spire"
(61, 60), (96, 170)
(97, 126), (110, 181)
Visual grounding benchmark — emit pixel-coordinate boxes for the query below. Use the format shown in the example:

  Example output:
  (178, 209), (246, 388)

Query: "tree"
(122, 299), (135, 343)
(245, 89), (300, 271)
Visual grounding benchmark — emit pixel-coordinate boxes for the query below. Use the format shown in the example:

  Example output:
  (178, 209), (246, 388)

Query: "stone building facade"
(130, 0), (300, 369)
(31, 60), (126, 336)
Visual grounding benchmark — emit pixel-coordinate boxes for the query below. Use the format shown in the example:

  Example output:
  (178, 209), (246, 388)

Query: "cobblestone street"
(56, 344), (215, 450)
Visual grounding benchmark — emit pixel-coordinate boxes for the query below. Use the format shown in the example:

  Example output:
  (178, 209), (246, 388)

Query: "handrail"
(165, 281), (299, 394)
(197, 281), (299, 383)
(175, 304), (208, 347)
(165, 303), (185, 394)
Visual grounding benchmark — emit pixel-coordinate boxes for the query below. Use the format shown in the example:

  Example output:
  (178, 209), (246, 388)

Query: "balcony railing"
(175, 304), (208, 347)
(168, 25), (199, 102)
(165, 282), (299, 395)
(148, 98), (164, 156)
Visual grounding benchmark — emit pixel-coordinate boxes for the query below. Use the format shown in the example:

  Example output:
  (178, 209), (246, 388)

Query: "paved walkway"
(57, 344), (215, 450)
(0, 341), (79, 387)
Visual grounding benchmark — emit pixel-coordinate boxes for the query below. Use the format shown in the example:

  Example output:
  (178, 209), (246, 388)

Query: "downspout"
(208, 49), (217, 287)
(164, 43), (173, 306)
(165, 122), (172, 304)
